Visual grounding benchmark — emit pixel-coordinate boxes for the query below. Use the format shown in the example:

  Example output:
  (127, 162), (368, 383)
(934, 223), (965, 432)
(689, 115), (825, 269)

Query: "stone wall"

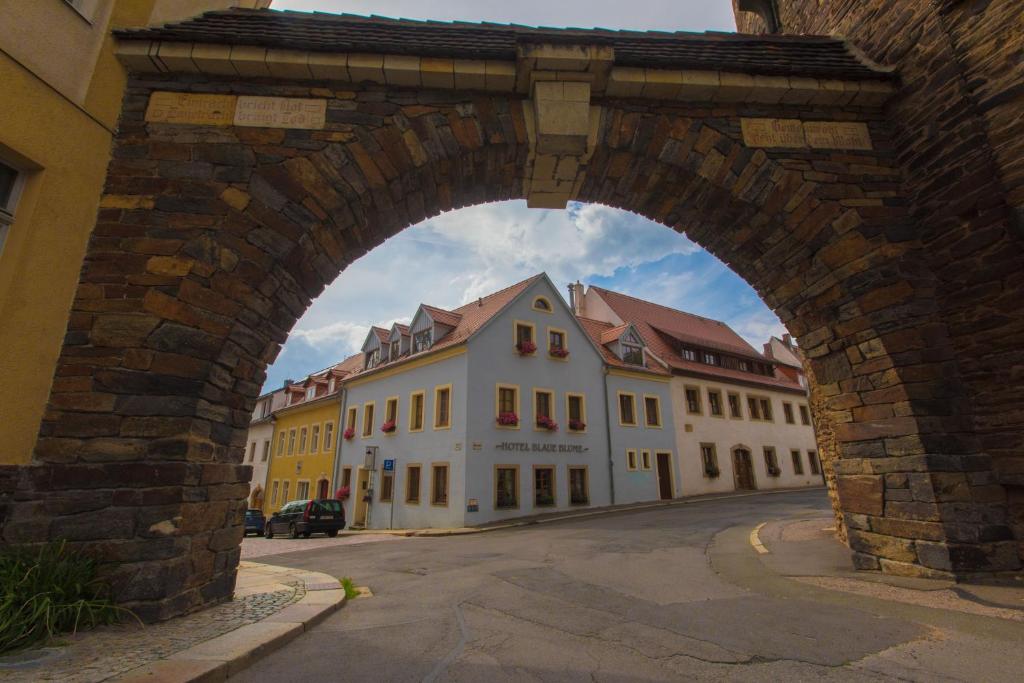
(736, 0), (1024, 570)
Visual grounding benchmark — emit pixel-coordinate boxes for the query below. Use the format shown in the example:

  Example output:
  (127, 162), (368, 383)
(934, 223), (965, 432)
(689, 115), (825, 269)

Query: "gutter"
(602, 365), (616, 506)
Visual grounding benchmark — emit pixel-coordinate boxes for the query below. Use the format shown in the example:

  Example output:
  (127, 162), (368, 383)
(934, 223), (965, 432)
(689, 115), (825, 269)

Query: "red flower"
(568, 419), (586, 431)
(497, 412), (519, 426)
(335, 486), (350, 499)
(381, 420), (396, 433)
(516, 340), (537, 355)
(536, 415), (558, 431)
(343, 427), (355, 440)
(549, 347), (569, 358)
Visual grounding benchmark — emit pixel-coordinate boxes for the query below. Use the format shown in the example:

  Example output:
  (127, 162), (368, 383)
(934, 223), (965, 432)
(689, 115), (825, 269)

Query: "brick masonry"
(0, 8), (1020, 618)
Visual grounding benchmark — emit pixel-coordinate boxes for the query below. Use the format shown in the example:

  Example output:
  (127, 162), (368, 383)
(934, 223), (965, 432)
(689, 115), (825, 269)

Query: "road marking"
(750, 522), (769, 554)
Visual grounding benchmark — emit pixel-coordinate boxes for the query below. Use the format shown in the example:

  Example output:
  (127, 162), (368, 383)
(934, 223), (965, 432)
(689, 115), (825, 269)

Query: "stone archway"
(1, 10), (1019, 620)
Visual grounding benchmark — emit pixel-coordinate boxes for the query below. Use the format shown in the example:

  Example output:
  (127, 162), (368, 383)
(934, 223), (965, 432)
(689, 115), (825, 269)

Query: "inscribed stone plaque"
(233, 96), (327, 130)
(804, 121), (873, 150)
(145, 92), (237, 126)
(740, 118), (805, 148)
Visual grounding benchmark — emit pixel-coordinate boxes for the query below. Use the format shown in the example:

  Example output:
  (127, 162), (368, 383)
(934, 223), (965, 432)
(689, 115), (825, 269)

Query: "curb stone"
(111, 567), (348, 683)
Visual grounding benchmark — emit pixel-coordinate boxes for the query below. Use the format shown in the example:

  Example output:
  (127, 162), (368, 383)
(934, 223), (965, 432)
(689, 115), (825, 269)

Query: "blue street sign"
(383, 459), (395, 472)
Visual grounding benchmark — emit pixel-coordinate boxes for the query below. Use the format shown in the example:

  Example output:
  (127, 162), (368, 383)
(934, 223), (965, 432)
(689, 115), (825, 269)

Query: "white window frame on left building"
(0, 160), (26, 259)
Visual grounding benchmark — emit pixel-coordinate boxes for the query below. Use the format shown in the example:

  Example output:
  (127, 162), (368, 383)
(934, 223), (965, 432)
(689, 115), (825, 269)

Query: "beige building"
(0, 0), (270, 466)
(573, 284), (822, 496)
(243, 387), (288, 508)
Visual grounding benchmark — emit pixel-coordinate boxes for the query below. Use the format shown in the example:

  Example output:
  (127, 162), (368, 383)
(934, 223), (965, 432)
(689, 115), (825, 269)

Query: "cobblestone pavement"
(0, 570), (304, 682)
(240, 533), (405, 559)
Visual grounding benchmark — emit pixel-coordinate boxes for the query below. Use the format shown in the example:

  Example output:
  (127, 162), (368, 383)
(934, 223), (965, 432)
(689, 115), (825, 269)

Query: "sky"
(260, 1), (785, 392)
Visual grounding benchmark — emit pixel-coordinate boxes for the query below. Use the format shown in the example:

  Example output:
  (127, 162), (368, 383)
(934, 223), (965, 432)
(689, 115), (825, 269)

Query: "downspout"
(602, 365), (616, 505)
(332, 387), (348, 496)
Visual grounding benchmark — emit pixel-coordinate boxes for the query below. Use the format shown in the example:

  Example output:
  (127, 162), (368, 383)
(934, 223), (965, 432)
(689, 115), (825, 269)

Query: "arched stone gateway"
(0, 7), (1020, 620)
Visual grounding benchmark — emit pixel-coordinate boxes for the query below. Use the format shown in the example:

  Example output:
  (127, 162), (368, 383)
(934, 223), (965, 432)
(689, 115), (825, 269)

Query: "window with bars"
(380, 473), (394, 502)
(534, 467), (555, 507)
(496, 467), (518, 508)
(569, 467), (588, 505)
(431, 465), (449, 506)
(406, 465), (421, 504)
(700, 444), (719, 477)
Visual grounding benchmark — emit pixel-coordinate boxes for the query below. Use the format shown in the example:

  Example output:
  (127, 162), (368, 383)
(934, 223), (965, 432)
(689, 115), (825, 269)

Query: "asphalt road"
(237, 490), (1024, 682)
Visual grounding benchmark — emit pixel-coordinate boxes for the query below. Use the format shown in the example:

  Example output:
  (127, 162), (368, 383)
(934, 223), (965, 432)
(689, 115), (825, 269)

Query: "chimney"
(569, 281), (585, 316)
(782, 333), (793, 348)
(763, 343), (772, 358)
(283, 378), (293, 388)
(567, 284), (575, 313)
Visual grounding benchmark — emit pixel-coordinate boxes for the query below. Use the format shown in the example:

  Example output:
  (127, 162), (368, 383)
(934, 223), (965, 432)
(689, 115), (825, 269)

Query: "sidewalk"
(0, 562), (349, 683)
(754, 515), (1024, 622)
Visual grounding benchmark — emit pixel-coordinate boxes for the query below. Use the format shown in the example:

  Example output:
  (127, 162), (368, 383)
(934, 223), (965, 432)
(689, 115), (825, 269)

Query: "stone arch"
(2, 13), (1017, 619)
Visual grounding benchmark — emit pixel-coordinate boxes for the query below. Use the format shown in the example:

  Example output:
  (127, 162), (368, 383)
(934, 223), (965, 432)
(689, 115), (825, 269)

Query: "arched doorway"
(731, 447), (756, 492)
(3, 9), (1017, 619)
(317, 477), (330, 500)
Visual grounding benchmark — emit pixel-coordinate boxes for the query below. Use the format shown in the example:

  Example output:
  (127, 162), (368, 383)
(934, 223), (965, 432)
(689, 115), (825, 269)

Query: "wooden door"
(317, 478), (329, 499)
(733, 449), (756, 490)
(353, 469), (371, 526)
(655, 452), (673, 500)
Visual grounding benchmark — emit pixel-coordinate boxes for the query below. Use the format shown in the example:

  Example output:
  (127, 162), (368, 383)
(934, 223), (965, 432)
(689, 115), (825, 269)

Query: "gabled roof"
(420, 305), (463, 328)
(388, 323), (410, 340)
(588, 286), (804, 392)
(577, 317), (670, 376)
(116, 9), (894, 81)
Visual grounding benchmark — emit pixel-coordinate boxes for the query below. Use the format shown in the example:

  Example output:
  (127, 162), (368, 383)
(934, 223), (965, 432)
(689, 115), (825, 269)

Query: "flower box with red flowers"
(496, 412), (519, 427)
(335, 486), (351, 500)
(549, 347), (569, 358)
(343, 427), (355, 440)
(515, 340), (537, 355)
(568, 419), (586, 432)
(536, 415), (558, 431)
(380, 420), (396, 434)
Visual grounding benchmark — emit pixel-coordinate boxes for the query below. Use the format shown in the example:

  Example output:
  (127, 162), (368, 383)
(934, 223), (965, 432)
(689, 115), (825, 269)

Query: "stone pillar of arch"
(0, 11), (1018, 620)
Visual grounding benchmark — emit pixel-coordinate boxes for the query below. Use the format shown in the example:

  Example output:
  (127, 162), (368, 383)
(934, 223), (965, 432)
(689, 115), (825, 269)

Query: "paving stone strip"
(0, 562), (345, 683)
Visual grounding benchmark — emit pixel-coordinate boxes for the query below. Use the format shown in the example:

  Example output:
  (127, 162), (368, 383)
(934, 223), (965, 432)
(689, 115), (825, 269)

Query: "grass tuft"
(340, 577), (359, 600)
(0, 541), (126, 654)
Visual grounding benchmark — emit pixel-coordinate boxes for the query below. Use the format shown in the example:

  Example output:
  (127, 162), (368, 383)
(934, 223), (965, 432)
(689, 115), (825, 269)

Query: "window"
(270, 480), (280, 506)
(760, 399), (773, 422)
(406, 465), (421, 504)
(626, 449), (638, 471)
(380, 473), (394, 502)
(791, 449), (804, 475)
(409, 391), (425, 431)
(618, 392), (637, 426)
(362, 402), (375, 437)
(306, 387), (315, 400)
(281, 480), (291, 504)
(685, 387), (702, 415)
(296, 480), (310, 500)
(533, 296), (552, 312)
(621, 338), (644, 365)
(366, 348), (381, 369)
(495, 466), (519, 509)
(641, 450), (652, 470)
(764, 447), (780, 476)
(727, 392), (742, 419)
(496, 385), (519, 427)
(341, 467), (352, 489)
(700, 443), (719, 478)
(799, 405), (811, 426)
(328, 378), (335, 393)
(681, 347), (696, 362)
(323, 422), (334, 451)
(431, 464), (449, 506)
(434, 385), (451, 429)
(566, 393), (586, 432)
(568, 466), (589, 505)
(389, 340), (400, 361)
(514, 321), (535, 352)
(298, 427), (308, 453)
(708, 390), (723, 417)
(739, 359), (751, 372)
(288, 429), (296, 455)
(248, 441), (256, 462)
(310, 424), (320, 452)
(534, 466), (555, 507)
(644, 395), (662, 427)
(783, 403), (795, 424)
(702, 351), (719, 366)
(534, 389), (554, 429)
(346, 407), (357, 433)
(261, 440), (270, 462)
(413, 329), (432, 352)
(747, 397), (761, 420)
(548, 328), (567, 357)
(384, 397), (398, 431)
(277, 432), (286, 457)
(808, 451), (820, 475)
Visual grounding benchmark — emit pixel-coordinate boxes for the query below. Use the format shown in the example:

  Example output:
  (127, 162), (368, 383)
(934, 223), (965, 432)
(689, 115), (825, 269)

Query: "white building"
(243, 387), (287, 508)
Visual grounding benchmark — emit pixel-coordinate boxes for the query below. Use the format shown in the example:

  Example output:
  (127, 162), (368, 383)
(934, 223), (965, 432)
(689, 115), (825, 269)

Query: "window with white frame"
(620, 330), (644, 365)
(413, 329), (432, 352)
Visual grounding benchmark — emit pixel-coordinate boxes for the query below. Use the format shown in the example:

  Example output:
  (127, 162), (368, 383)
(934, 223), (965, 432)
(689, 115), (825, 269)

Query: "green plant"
(340, 577), (359, 600)
(0, 541), (125, 654)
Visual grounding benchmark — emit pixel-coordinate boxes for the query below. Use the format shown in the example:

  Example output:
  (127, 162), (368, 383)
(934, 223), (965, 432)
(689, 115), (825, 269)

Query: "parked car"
(264, 499), (346, 539)
(244, 509), (266, 536)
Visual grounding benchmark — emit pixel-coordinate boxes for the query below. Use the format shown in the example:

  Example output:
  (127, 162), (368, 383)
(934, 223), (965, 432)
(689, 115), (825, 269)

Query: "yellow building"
(0, 0), (270, 465)
(263, 369), (345, 515)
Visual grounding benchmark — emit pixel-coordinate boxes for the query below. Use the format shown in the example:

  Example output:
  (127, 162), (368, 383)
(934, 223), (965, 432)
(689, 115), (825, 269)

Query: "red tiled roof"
(588, 286), (804, 392)
(115, 9), (894, 81)
(577, 317), (670, 377)
(370, 326), (390, 343)
(420, 304), (463, 328)
(391, 323), (410, 336)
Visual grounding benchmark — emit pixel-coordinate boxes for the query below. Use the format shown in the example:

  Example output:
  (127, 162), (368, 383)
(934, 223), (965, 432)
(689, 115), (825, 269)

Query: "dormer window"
(681, 347), (696, 362)
(739, 359), (751, 372)
(413, 329), (432, 353)
(532, 296), (552, 313)
(305, 387), (315, 400)
(390, 340), (400, 360)
(328, 379), (335, 393)
(620, 329), (644, 366)
(366, 348), (381, 369)
(702, 352), (719, 366)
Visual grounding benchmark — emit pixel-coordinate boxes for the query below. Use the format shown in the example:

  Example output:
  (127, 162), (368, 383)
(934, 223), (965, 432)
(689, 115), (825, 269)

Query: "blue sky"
(261, 1), (783, 392)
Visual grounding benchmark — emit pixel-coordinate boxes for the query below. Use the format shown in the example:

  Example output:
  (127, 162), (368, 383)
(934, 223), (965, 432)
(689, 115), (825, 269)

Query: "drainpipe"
(332, 388), (347, 497)
(602, 366), (616, 505)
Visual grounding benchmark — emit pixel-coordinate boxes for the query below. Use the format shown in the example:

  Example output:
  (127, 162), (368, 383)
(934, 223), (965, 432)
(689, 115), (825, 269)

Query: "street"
(237, 490), (1024, 681)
